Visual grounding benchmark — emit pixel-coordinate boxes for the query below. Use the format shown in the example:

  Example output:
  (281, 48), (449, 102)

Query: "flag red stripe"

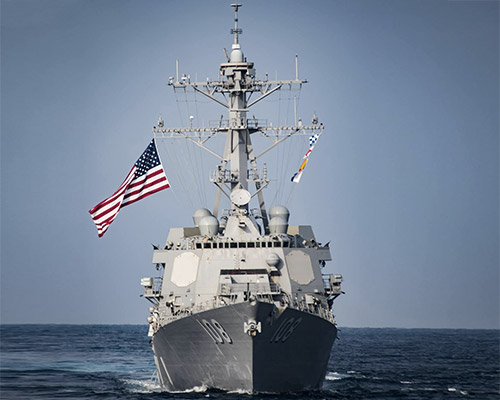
(89, 167), (136, 214)
(123, 174), (167, 201)
(96, 214), (117, 229)
(89, 167), (135, 213)
(122, 179), (169, 207)
(90, 181), (131, 223)
(91, 198), (123, 223)
(126, 168), (164, 191)
(121, 184), (170, 208)
(95, 215), (116, 235)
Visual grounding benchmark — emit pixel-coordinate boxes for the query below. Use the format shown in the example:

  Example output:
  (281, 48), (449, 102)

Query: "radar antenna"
(230, 3), (242, 44)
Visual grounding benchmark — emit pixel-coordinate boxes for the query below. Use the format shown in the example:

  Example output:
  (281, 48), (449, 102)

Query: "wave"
(448, 387), (469, 396)
(166, 384), (209, 393)
(121, 378), (162, 393)
(325, 371), (351, 381)
(227, 388), (253, 394)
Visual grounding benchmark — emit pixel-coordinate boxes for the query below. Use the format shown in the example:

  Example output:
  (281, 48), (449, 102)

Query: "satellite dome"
(269, 205), (290, 223)
(199, 215), (219, 236)
(193, 208), (212, 227)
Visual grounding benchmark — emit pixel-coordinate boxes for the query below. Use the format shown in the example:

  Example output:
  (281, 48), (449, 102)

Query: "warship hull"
(152, 301), (337, 393)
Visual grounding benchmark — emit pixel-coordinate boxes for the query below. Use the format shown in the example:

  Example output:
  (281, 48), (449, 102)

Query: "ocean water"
(0, 325), (498, 399)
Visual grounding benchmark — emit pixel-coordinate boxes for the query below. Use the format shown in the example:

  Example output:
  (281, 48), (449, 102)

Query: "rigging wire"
(180, 87), (210, 207)
(192, 88), (207, 206)
(270, 89), (283, 207)
(165, 86), (222, 210)
(270, 89), (303, 207)
(166, 78), (312, 213)
(158, 139), (194, 211)
(280, 90), (294, 204)
(285, 183), (298, 208)
(170, 88), (204, 208)
(182, 88), (203, 206)
(284, 90), (303, 206)
(274, 95), (286, 205)
(169, 88), (197, 209)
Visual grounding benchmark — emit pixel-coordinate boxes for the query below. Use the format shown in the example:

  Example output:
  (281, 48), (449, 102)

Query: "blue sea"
(0, 325), (498, 399)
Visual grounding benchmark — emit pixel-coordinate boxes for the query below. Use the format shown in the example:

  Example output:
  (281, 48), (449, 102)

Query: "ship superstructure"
(141, 4), (343, 392)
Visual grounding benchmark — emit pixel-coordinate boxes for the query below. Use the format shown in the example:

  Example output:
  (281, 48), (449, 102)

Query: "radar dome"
(230, 43), (243, 63)
(269, 205), (290, 223)
(193, 208), (212, 227)
(266, 252), (280, 267)
(269, 216), (288, 234)
(199, 216), (219, 236)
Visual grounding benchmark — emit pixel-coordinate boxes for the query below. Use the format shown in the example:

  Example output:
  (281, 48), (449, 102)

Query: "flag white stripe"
(91, 172), (135, 224)
(124, 165), (165, 192)
(92, 193), (127, 225)
(90, 167), (136, 216)
(124, 175), (168, 199)
(122, 177), (169, 206)
(122, 167), (168, 202)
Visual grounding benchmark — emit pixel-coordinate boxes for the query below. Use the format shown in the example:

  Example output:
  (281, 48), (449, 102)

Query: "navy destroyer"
(141, 4), (343, 393)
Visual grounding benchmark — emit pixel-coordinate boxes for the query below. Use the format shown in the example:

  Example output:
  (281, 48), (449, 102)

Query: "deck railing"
(218, 281), (281, 296)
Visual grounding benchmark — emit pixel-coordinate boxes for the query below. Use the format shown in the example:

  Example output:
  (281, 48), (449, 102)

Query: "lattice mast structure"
(153, 3), (323, 234)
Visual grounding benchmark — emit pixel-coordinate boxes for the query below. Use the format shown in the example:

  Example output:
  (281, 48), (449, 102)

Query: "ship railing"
(209, 167), (269, 185)
(163, 295), (243, 321)
(192, 298), (219, 313)
(254, 293), (277, 305)
(159, 293), (334, 326)
(247, 168), (269, 182)
(218, 282), (281, 296)
(209, 168), (239, 184)
(322, 273), (343, 296)
(208, 118), (268, 130)
(216, 293), (278, 308)
(179, 219), (294, 250)
(288, 297), (334, 323)
(160, 298), (217, 324)
(142, 277), (163, 298)
(162, 309), (193, 323)
(182, 232), (333, 251)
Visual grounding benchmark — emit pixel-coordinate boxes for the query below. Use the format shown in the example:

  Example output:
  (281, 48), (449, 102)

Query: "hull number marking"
(199, 319), (233, 344)
(270, 317), (302, 343)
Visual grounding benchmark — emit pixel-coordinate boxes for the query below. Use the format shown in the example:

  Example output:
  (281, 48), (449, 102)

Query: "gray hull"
(152, 301), (337, 393)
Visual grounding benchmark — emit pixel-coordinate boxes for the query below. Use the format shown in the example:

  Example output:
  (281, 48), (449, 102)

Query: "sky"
(1, 0), (498, 329)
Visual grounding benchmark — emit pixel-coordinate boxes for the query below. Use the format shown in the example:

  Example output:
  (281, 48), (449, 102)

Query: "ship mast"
(225, 3), (250, 194)
(154, 3), (323, 235)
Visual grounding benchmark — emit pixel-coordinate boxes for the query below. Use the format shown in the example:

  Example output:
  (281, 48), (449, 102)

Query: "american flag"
(89, 139), (170, 237)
